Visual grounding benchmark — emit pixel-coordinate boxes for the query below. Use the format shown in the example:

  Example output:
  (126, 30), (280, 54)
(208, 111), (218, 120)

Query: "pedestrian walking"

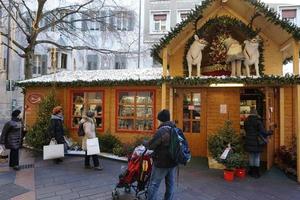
(244, 106), (272, 178)
(146, 109), (177, 200)
(48, 106), (65, 164)
(80, 111), (103, 170)
(0, 109), (25, 170)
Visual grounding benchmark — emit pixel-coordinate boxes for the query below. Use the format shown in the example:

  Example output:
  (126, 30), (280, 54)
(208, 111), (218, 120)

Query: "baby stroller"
(112, 145), (153, 200)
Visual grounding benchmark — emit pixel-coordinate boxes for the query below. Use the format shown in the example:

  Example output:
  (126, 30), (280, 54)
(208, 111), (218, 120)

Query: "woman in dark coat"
(0, 110), (24, 170)
(48, 106), (65, 164)
(244, 107), (270, 178)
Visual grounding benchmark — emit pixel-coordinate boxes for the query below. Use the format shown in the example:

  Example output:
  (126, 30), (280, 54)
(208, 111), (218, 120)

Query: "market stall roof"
(17, 68), (163, 87)
(151, 0), (300, 62)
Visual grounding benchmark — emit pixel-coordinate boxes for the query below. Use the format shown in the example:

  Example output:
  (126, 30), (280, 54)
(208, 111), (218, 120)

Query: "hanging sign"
(188, 105), (195, 110)
(220, 104), (227, 114)
(28, 94), (43, 105)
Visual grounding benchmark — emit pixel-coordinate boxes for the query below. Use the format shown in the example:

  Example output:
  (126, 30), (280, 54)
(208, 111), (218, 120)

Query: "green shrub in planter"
(112, 144), (125, 157)
(208, 120), (247, 169)
(25, 92), (58, 150)
(98, 131), (122, 153)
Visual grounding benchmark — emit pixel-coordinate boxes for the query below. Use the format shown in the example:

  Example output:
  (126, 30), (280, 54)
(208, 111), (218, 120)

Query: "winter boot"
(253, 167), (261, 179)
(248, 166), (254, 177)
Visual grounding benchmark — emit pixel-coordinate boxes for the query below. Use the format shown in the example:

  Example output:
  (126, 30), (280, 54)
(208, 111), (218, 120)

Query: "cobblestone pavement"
(1, 149), (300, 200)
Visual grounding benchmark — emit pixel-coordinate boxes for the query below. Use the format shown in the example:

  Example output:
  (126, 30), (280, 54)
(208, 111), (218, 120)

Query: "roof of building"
(151, 0), (300, 62)
(17, 68), (163, 87)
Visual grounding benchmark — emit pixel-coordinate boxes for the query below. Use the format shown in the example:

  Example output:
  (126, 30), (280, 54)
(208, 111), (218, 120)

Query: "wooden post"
(161, 48), (168, 109)
(169, 88), (173, 121)
(292, 40), (300, 182)
(280, 88), (285, 146)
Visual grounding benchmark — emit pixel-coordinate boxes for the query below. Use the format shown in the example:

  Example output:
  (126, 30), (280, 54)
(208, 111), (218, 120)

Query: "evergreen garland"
(17, 74), (300, 88)
(151, 0), (300, 63)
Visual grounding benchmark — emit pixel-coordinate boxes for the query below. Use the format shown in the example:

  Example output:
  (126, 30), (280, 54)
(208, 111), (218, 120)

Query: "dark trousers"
(9, 149), (19, 167)
(85, 152), (99, 167)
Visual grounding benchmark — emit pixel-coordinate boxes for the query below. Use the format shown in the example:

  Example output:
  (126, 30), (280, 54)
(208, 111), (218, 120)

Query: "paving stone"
(0, 183), (29, 199)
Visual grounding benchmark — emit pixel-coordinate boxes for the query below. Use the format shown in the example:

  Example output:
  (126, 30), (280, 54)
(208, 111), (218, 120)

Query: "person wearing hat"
(146, 109), (177, 200)
(244, 106), (272, 178)
(80, 111), (103, 170)
(48, 106), (65, 164)
(0, 109), (24, 170)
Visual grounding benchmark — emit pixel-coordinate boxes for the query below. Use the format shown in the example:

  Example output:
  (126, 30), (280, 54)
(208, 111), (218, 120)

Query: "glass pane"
(183, 121), (190, 132)
(136, 105), (146, 118)
(118, 119), (134, 130)
(192, 106), (201, 120)
(193, 93), (201, 106)
(135, 120), (153, 131)
(136, 91), (153, 104)
(183, 106), (190, 119)
(183, 93), (191, 105)
(119, 105), (134, 117)
(192, 121), (200, 133)
(119, 92), (135, 104)
(86, 92), (102, 103)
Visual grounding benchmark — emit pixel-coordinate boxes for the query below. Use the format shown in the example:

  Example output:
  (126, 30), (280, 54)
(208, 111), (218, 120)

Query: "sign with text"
(28, 94), (43, 105)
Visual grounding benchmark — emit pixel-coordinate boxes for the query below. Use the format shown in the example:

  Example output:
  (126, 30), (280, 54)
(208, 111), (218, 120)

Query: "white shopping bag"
(43, 139), (65, 160)
(220, 144), (231, 160)
(86, 138), (100, 155)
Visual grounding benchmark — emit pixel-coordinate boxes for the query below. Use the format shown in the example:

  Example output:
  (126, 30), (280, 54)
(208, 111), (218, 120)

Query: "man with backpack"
(146, 109), (180, 200)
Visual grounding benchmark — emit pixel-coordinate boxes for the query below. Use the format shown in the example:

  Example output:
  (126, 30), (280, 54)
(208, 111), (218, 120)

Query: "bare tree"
(0, 0), (135, 79)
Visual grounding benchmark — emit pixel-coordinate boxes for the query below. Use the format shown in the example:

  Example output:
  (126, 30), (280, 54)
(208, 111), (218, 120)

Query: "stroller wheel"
(112, 189), (120, 200)
(124, 186), (131, 193)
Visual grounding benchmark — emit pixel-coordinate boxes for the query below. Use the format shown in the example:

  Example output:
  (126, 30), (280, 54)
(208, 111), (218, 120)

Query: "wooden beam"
(280, 37), (293, 52)
(293, 40), (299, 75)
(279, 87), (285, 146)
(162, 47), (168, 109)
(169, 87), (173, 120)
(296, 85), (300, 183)
(162, 48), (168, 76)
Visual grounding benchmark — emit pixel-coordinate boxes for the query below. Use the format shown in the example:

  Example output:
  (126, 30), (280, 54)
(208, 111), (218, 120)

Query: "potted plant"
(208, 120), (245, 181)
(233, 153), (248, 178)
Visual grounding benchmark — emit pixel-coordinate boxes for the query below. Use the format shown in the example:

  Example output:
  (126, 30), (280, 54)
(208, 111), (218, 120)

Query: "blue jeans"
(147, 166), (176, 200)
(249, 152), (260, 167)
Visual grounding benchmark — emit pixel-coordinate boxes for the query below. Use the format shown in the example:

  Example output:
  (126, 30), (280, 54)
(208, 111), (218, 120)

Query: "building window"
(282, 9), (297, 24)
(71, 91), (104, 129)
(115, 11), (135, 31)
(61, 53), (67, 69)
(177, 10), (189, 23)
(115, 54), (127, 69)
(150, 11), (170, 33)
(117, 90), (154, 132)
(182, 92), (201, 133)
(87, 54), (98, 70)
(32, 55), (47, 76)
(100, 54), (112, 69)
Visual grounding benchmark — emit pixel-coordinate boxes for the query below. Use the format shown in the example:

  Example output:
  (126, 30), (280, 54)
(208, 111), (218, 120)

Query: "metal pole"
(6, 0), (12, 80)
(137, 0), (141, 69)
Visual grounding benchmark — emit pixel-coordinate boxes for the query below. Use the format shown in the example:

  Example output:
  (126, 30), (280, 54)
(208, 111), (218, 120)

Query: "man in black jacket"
(146, 109), (177, 200)
(0, 110), (24, 170)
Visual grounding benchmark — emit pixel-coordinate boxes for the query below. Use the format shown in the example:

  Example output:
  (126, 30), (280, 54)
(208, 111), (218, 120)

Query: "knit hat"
(250, 106), (258, 115)
(157, 109), (170, 122)
(86, 111), (95, 118)
(52, 106), (63, 115)
(12, 109), (21, 118)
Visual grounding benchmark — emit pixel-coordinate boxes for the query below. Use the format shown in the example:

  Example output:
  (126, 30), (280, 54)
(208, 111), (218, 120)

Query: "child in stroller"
(112, 145), (152, 200)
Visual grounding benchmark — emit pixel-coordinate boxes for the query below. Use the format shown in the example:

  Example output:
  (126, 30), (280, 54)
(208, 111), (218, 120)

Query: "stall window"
(117, 90), (154, 132)
(183, 92), (201, 133)
(71, 91), (104, 129)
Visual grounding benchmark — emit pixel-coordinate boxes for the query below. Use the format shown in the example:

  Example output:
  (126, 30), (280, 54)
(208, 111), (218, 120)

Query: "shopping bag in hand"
(43, 138), (64, 160)
(87, 138), (100, 155)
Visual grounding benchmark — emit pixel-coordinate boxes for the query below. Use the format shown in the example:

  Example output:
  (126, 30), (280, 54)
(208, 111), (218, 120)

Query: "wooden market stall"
(19, 0), (300, 182)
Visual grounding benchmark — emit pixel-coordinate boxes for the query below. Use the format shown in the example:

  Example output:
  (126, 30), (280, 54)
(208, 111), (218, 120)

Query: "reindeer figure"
(243, 36), (260, 76)
(186, 35), (208, 77)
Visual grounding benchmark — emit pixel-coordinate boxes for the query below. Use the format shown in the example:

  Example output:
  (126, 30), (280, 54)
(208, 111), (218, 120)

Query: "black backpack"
(169, 127), (191, 165)
(77, 122), (85, 137)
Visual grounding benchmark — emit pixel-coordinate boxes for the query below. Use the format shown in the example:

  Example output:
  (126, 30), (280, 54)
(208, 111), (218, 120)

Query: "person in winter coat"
(146, 109), (177, 200)
(244, 107), (271, 178)
(0, 110), (24, 170)
(48, 106), (65, 164)
(80, 111), (103, 170)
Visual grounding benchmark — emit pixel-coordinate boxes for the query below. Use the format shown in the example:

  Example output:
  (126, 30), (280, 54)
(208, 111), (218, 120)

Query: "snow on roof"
(19, 68), (163, 84)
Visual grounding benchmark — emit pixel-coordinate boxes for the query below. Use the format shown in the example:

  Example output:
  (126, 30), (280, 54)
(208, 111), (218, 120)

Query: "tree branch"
(0, 31), (25, 51)
(1, 42), (25, 58)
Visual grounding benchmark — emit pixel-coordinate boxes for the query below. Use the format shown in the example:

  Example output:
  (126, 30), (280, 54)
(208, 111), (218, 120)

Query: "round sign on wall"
(28, 94), (43, 104)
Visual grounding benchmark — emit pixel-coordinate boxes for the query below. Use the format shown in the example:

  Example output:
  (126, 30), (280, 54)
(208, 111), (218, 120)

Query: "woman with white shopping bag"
(80, 111), (103, 170)
(48, 106), (66, 164)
